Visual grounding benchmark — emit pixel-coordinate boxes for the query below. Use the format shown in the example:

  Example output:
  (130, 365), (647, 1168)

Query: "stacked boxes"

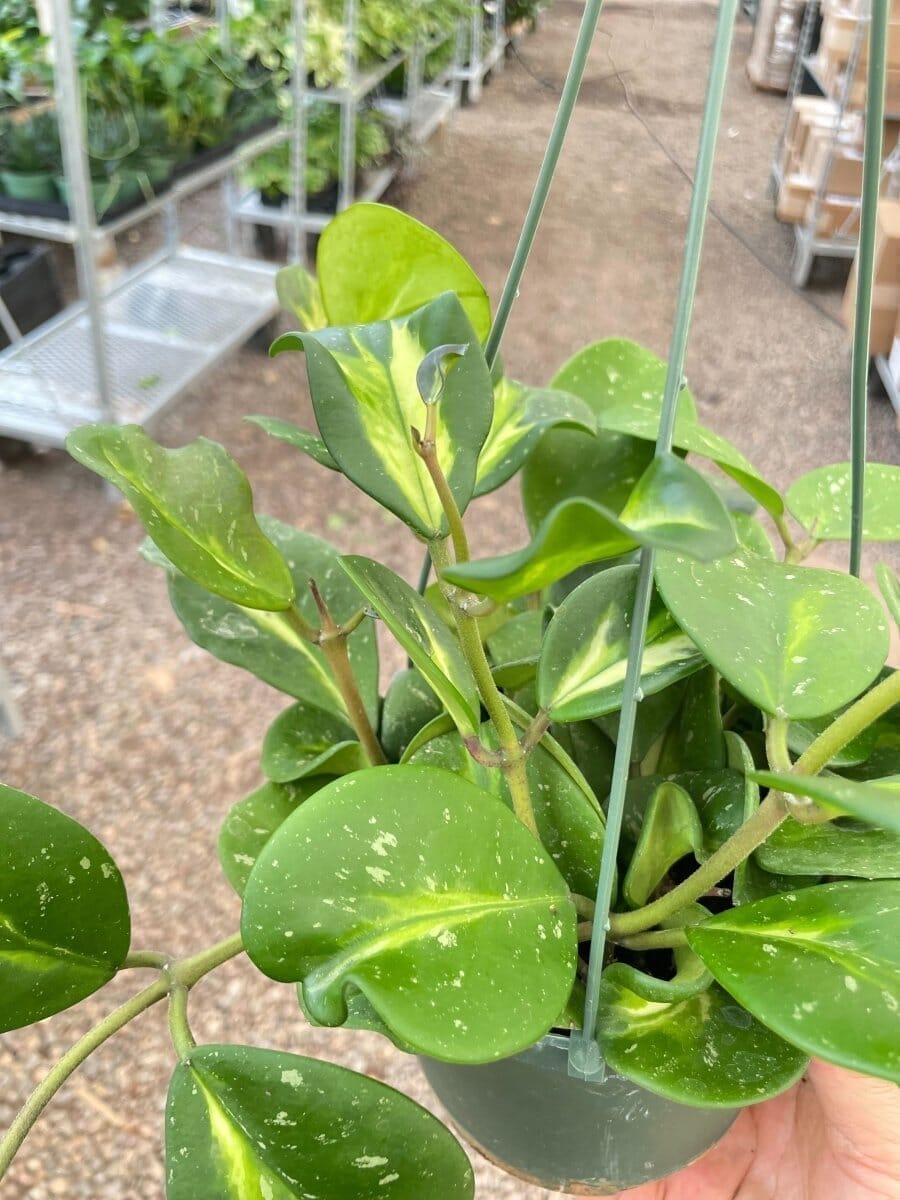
(811, 0), (900, 109)
(842, 198), (900, 354)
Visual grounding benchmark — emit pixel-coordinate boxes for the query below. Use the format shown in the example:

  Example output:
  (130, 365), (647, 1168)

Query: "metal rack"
(456, 0), (508, 105)
(0, 0), (297, 447)
(770, 0), (899, 285)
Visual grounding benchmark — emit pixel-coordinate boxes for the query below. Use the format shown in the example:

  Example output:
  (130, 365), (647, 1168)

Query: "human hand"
(612, 1060), (900, 1199)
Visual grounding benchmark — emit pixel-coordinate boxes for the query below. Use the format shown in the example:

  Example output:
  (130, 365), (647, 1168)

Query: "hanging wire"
(850, 0), (889, 577)
(568, 0), (740, 1081)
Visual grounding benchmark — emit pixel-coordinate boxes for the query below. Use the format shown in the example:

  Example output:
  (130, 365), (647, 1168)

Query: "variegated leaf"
(275, 263), (327, 330)
(787, 463), (900, 541)
(621, 782), (703, 908)
(261, 702), (366, 783)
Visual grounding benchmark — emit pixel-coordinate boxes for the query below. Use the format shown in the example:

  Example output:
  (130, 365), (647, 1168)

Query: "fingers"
(807, 1059), (900, 1177)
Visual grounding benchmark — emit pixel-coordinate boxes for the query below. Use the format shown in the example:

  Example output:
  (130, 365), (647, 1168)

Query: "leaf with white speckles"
(261, 702), (366, 783)
(754, 811), (900, 878)
(655, 550), (889, 720)
(621, 782), (703, 909)
(66, 425), (294, 610)
(537, 565), (706, 722)
(687, 880), (900, 1082)
(0, 783), (130, 1032)
(165, 1044), (474, 1199)
(241, 766), (577, 1063)
(380, 668), (444, 762)
(787, 463), (900, 541)
(218, 779), (325, 897)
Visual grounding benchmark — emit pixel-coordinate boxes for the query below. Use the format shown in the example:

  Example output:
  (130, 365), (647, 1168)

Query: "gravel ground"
(1, 1), (899, 1197)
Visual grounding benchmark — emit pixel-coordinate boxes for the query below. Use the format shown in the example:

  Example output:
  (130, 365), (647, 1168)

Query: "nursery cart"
(455, 0), (507, 104)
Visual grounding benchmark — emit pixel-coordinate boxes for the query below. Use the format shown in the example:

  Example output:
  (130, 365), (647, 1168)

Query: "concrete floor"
(1, 1), (899, 1197)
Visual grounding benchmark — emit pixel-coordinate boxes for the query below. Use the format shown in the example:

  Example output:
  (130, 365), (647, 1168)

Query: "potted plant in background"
(1, 204), (897, 1197)
(0, 107), (60, 201)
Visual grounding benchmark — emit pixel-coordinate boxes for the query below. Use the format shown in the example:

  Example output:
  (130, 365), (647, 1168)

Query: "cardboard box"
(843, 230), (900, 354)
(819, 12), (900, 70)
(777, 177), (860, 236)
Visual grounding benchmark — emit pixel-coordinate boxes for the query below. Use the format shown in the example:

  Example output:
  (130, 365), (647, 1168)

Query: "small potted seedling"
(0, 106), (60, 202)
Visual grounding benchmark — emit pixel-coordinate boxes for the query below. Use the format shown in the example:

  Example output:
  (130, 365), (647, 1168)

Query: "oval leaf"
(622, 782), (704, 909)
(245, 416), (338, 471)
(341, 556), (480, 736)
(655, 550), (889, 720)
(538, 565), (706, 722)
(166, 1043), (474, 1199)
(241, 766), (577, 1063)
(787, 463), (900, 540)
(0, 783), (130, 1032)
(688, 881), (900, 1082)
(755, 814), (900, 878)
(66, 425), (294, 610)
(288, 293), (493, 538)
(262, 702), (365, 783)
(218, 779), (322, 897)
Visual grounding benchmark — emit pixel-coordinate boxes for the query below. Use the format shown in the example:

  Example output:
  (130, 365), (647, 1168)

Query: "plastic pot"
(420, 1033), (738, 1196)
(0, 169), (57, 202)
(143, 156), (174, 188)
(54, 176), (120, 216)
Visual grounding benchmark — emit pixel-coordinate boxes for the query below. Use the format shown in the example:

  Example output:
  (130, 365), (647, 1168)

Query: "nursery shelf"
(231, 164), (399, 233)
(312, 51), (406, 102)
(412, 87), (459, 143)
(0, 248), (279, 447)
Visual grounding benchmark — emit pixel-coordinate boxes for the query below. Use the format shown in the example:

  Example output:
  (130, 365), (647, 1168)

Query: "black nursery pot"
(420, 1033), (738, 1196)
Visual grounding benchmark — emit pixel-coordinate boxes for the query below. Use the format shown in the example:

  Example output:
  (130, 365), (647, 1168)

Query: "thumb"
(807, 1059), (900, 1177)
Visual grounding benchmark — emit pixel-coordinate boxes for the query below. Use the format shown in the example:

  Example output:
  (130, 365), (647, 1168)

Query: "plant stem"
(122, 950), (169, 970)
(766, 716), (792, 771)
(572, 894), (596, 920)
(412, 425), (470, 563)
(0, 933), (243, 1180)
(430, 539), (539, 837)
(608, 791), (788, 937)
(520, 709), (551, 755)
(793, 668), (900, 777)
(613, 928), (689, 952)
(168, 985), (195, 1060)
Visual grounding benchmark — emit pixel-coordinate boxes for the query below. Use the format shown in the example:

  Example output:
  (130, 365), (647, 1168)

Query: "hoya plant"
(2, 201), (898, 1196)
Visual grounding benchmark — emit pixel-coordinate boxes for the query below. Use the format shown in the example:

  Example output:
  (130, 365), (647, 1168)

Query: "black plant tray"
(171, 118), (280, 181)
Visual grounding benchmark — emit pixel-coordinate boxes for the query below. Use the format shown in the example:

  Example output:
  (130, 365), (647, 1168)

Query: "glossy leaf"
(551, 721), (616, 807)
(687, 881), (900, 1082)
(655, 550), (889, 720)
(0, 784), (130, 1032)
(786, 462), (900, 541)
(145, 521), (379, 724)
(380, 668), (444, 762)
(734, 512), (777, 560)
(406, 721), (604, 897)
(597, 679), (688, 764)
(622, 782), (703, 908)
(485, 610), (544, 689)
(448, 453), (736, 601)
(341, 556), (480, 735)
(67, 425), (294, 610)
(275, 294), (493, 539)
(241, 766), (577, 1063)
(262, 702), (365, 783)
(245, 416), (338, 471)
(475, 379), (595, 497)
(165, 1043), (474, 1199)
(878, 562), (900, 627)
(537, 565), (706, 722)
(788, 711), (878, 768)
(611, 906), (713, 1003)
(316, 202), (491, 340)
(275, 263), (327, 329)
(656, 667), (726, 774)
(752, 770), (900, 834)
(552, 339), (784, 518)
(756, 814), (900, 878)
(218, 780), (322, 897)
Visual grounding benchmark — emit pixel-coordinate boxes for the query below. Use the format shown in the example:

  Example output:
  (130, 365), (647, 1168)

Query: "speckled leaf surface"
(241, 766), (577, 1063)
(147, 521), (379, 724)
(380, 668), (444, 762)
(751, 771), (900, 835)
(538, 565), (706, 722)
(733, 512), (777, 560)
(245, 416), (338, 471)
(475, 378), (595, 497)
(261, 702), (365, 783)
(622, 782), (703, 908)
(656, 668), (726, 774)
(655, 550), (889, 719)
(0, 784), (130, 1032)
(755, 814), (900, 878)
(786, 463), (900, 541)
(67, 425), (294, 610)
(165, 1044), (474, 1200)
(687, 881), (900, 1081)
(218, 780), (323, 898)
(878, 563), (900, 627)
(551, 338), (783, 517)
(787, 710), (878, 768)
(276, 293), (492, 538)
(406, 721), (604, 897)
(316, 203), (491, 340)
(341, 556), (480, 735)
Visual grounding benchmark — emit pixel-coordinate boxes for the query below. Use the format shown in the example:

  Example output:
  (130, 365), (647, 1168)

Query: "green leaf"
(597, 972), (807, 1107)
(279, 294), (493, 538)
(245, 416), (338, 471)
(66, 425), (294, 611)
(621, 782), (703, 908)
(165, 1044), (474, 1200)
(275, 263), (327, 329)
(0, 783), (130, 1032)
(787, 711), (878, 768)
(146, 520), (379, 724)
(550, 721), (616, 808)
(551, 338), (784, 518)
(485, 610), (544, 688)
(786, 462), (900, 540)
(475, 379), (596, 497)
(687, 880), (900, 1083)
(878, 562), (900, 627)
(751, 771), (900, 834)
(611, 906), (714, 1002)
(448, 454), (737, 601)
(406, 721), (604, 897)
(655, 550), (889, 720)
(380, 668), (444, 762)
(755, 812), (900, 878)
(656, 667), (726, 774)
(734, 512), (777, 560)
(341, 556), (480, 736)
(241, 766), (577, 1063)
(537, 565), (706, 722)
(597, 679), (687, 764)
(262, 702), (366, 783)
(218, 779), (322, 897)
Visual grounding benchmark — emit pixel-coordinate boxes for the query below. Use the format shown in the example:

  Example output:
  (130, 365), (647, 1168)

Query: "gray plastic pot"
(420, 1033), (738, 1196)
